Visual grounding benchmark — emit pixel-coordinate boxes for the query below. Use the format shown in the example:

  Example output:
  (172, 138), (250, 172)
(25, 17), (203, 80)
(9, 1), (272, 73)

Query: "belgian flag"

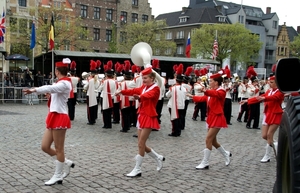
(48, 13), (54, 50)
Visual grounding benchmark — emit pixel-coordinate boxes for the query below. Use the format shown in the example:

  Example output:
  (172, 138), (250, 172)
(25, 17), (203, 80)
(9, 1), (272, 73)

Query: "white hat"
(62, 58), (71, 64)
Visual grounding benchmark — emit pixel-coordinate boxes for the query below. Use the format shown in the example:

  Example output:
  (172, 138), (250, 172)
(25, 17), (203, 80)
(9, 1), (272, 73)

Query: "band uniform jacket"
(247, 88), (284, 114)
(192, 87), (226, 116)
(121, 84), (160, 118)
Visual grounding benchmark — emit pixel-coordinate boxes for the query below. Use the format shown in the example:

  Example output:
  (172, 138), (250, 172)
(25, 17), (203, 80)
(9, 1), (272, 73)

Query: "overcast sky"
(148, 0), (299, 30)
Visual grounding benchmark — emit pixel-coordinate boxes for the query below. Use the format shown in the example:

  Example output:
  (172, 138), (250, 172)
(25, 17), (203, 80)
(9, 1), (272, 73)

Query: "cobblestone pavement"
(0, 101), (276, 193)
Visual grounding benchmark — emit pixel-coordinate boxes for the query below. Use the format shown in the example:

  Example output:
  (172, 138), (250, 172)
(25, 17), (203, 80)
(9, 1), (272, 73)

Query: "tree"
(289, 35), (300, 57)
(118, 20), (176, 56)
(191, 23), (262, 67)
(9, 6), (90, 55)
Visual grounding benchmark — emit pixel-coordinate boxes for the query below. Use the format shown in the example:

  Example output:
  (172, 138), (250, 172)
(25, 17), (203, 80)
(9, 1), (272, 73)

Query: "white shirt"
(36, 80), (72, 114)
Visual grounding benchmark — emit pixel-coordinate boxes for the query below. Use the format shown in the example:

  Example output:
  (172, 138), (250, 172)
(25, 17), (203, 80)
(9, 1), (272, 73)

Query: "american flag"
(212, 39), (218, 60)
(0, 8), (5, 43)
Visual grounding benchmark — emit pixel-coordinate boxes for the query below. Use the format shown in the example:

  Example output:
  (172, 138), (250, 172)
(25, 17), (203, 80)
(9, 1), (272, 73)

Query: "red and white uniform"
(192, 87), (227, 129)
(248, 88), (284, 125)
(119, 80), (135, 109)
(166, 84), (187, 120)
(35, 78), (72, 129)
(121, 83), (160, 130)
(99, 78), (117, 110)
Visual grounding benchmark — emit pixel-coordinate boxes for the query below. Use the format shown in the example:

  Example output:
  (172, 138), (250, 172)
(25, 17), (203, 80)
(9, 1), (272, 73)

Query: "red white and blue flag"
(212, 39), (218, 60)
(0, 7), (5, 44)
(185, 32), (191, 58)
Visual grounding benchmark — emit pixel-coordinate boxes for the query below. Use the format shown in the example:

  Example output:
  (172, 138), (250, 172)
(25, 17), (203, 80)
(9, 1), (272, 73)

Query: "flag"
(30, 21), (36, 49)
(48, 13), (55, 50)
(185, 32), (191, 58)
(0, 7), (5, 43)
(212, 39), (218, 60)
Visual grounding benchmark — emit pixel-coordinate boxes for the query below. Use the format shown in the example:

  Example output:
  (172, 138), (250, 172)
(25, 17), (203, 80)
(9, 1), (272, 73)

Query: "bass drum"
(273, 95), (300, 193)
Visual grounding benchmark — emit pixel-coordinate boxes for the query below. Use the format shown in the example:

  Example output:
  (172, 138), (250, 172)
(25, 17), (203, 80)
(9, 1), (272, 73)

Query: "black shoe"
(237, 119), (242, 122)
(102, 126), (107, 128)
(192, 117), (197, 121)
(227, 123), (232, 125)
(201, 119), (206, 121)
(244, 120), (248, 123)
(132, 134), (138, 138)
(87, 122), (95, 125)
(152, 129), (158, 131)
(253, 127), (260, 130)
(112, 121), (120, 124)
(168, 133), (178, 137)
(246, 125), (251, 129)
(120, 129), (128, 132)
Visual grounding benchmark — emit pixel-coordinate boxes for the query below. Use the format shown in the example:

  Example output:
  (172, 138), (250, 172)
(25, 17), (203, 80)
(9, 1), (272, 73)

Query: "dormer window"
(179, 16), (189, 23)
(216, 15), (226, 23)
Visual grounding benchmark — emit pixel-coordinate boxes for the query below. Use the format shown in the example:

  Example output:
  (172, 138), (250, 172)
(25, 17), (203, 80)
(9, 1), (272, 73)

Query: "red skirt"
(46, 112), (71, 129)
(137, 114), (160, 130)
(206, 113), (228, 129)
(264, 112), (283, 125)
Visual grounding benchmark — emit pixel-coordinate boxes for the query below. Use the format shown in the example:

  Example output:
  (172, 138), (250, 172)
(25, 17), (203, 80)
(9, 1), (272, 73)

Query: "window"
(165, 31), (172, 40)
(273, 20), (278, 29)
(106, 30), (112, 42)
(106, 9), (113, 21)
(94, 7), (100, 19)
(217, 16), (226, 22)
(120, 31), (126, 43)
(177, 45), (184, 54)
(132, 13), (138, 23)
(93, 28), (100, 40)
(66, 16), (69, 29)
(156, 34), (161, 40)
(179, 17), (187, 23)
(132, 0), (138, 6)
(53, 1), (61, 8)
(121, 11), (127, 23)
(80, 5), (88, 18)
(19, 0), (27, 7)
(81, 27), (88, 39)
(64, 40), (70, 51)
(155, 49), (160, 55)
(239, 15), (244, 24)
(142, 15), (148, 23)
(165, 48), (172, 55)
(176, 31), (184, 39)
(19, 19), (28, 30)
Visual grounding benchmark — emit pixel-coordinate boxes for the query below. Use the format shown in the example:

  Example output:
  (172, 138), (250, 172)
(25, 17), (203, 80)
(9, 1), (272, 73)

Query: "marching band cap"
(141, 67), (152, 76)
(269, 76), (275, 81)
(55, 61), (68, 68)
(210, 72), (222, 79)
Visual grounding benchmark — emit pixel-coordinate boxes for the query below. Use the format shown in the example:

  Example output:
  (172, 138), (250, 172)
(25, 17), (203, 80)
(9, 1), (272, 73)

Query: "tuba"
(130, 42), (162, 87)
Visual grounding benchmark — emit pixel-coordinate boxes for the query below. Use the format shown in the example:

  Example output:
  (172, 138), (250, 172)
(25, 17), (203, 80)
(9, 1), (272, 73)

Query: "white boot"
(272, 141), (278, 157)
(196, 148), (211, 170)
(217, 145), (232, 166)
(261, 144), (272, 163)
(126, 154), (143, 177)
(63, 158), (75, 178)
(45, 160), (64, 186)
(147, 149), (165, 171)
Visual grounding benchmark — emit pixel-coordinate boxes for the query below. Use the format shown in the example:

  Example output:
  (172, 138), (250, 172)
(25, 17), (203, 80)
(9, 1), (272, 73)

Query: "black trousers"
(182, 100), (190, 129)
(131, 106), (138, 126)
(247, 103), (260, 128)
(102, 108), (113, 128)
(112, 102), (120, 123)
(193, 102), (207, 120)
(169, 108), (184, 136)
(67, 93), (77, 120)
(86, 96), (97, 124)
(237, 97), (248, 121)
(121, 106), (131, 131)
(223, 98), (232, 124)
(156, 98), (164, 124)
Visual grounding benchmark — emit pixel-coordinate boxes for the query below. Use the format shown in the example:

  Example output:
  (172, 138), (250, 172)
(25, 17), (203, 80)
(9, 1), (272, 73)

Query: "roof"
(155, 7), (226, 27)
(278, 25), (298, 42)
(262, 13), (276, 20)
(48, 50), (220, 64)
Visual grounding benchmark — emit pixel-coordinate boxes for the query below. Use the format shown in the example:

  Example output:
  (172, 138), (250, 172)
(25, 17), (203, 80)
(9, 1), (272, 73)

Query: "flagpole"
(51, 49), (54, 84)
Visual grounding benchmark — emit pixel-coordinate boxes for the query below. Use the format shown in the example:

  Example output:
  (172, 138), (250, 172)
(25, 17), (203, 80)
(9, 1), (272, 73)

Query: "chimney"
(182, 7), (188, 13)
(297, 26), (300, 33)
(266, 7), (271, 14)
